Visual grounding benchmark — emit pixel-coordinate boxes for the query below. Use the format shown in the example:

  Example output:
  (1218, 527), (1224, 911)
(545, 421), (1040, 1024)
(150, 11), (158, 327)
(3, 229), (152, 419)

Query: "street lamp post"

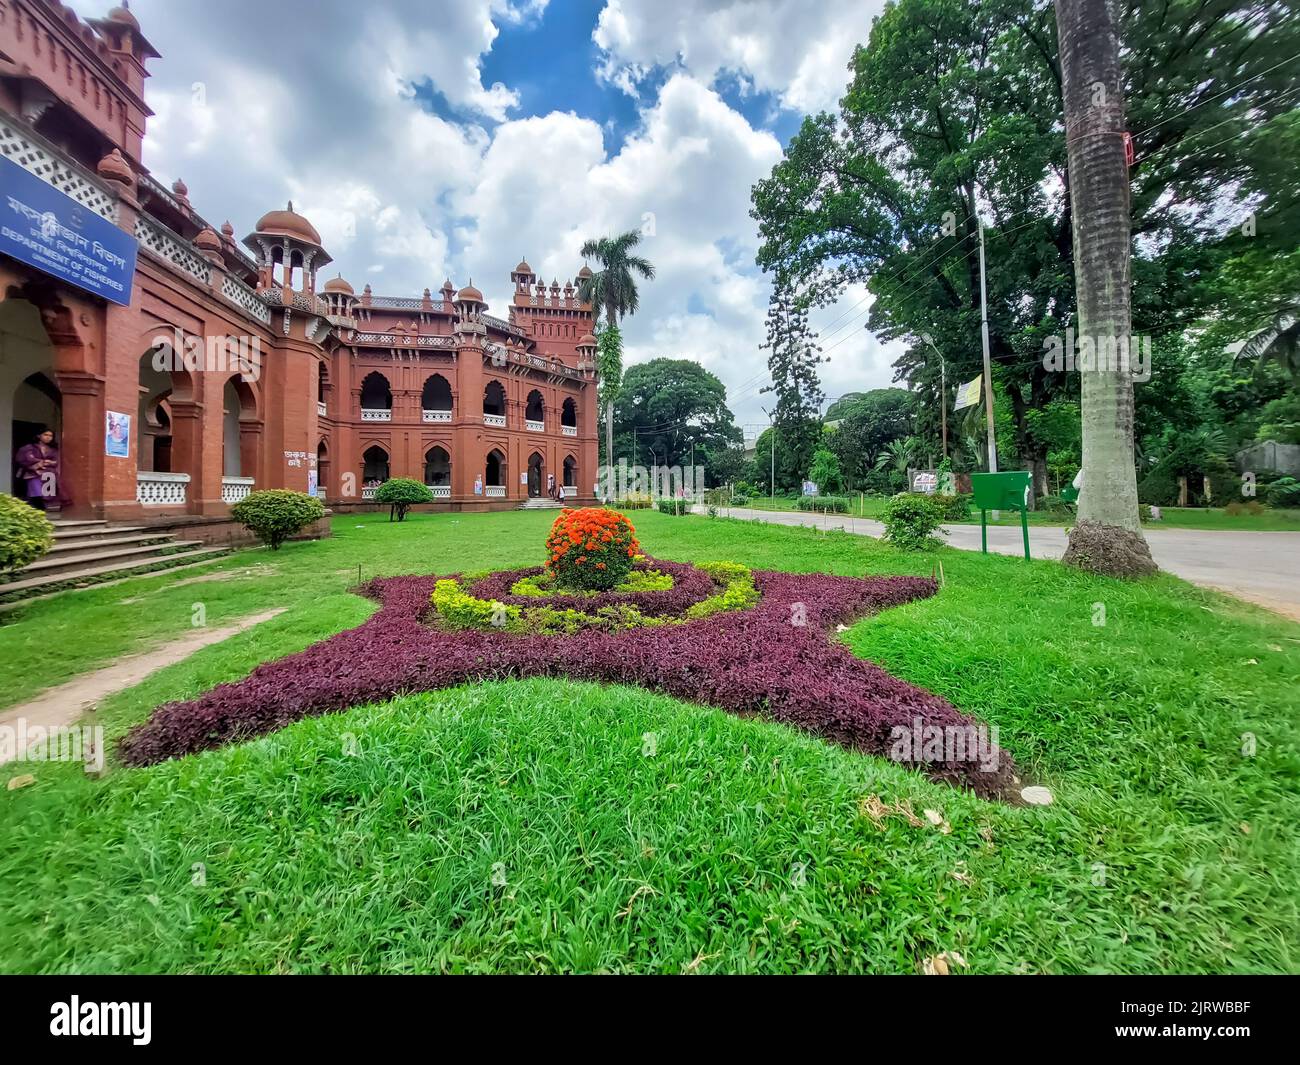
(760, 405), (775, 500)
(921, 332), (947, 461)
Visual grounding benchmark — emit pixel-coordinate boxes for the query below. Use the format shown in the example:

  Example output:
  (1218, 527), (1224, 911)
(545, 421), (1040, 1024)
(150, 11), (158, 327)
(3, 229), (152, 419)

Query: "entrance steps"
(0, 519), (230, 604)
(517, 498), (564, 510)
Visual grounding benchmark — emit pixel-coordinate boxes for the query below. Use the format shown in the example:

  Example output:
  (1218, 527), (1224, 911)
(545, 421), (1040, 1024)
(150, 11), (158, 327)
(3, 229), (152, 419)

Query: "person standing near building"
(15, 427), (68, 511)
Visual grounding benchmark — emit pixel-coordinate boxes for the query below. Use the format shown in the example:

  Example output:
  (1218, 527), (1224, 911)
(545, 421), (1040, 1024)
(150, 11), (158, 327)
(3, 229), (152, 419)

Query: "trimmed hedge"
(0, 493), (54, 573)
(794, 495), (851, 513)
(373, 477), (433, 521)
(881, 492), (944, 551)
(230, 489), (325, 550)
(656, 498), (691, 515)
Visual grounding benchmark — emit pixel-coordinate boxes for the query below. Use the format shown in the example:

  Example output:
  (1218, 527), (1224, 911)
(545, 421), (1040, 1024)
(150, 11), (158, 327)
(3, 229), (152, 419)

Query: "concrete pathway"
(702, 505), (1300, 622)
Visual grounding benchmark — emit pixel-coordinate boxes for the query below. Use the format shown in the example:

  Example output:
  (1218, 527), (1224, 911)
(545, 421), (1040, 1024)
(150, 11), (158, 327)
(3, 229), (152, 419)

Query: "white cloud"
(593, 0), (886, 114)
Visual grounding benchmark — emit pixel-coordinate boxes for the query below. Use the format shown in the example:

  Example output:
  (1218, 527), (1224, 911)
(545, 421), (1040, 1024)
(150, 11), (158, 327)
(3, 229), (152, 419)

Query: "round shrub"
(230, 489), (324, 550)
(545, 507), (640, 590)
(881, 492), (944, 551)
(0, 493), (54, 573)
(1264, 476), (1300, 508)
(374, 477), (433, 521)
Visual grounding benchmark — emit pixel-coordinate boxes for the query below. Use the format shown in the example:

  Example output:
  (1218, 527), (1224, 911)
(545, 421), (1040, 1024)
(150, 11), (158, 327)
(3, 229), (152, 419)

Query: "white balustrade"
(526, 419), (544, 432)
(483, 413), (506, 428)
(429, 485), (451, 499)
(423, 409), (452, 422)
(137, 471), (190, 505)
(362, 486), (377, 500)
(221, 476), (254, 504)
(361, 408), (391, 422)
(562, 425), (578, 437)
(485, 485), (505, 498)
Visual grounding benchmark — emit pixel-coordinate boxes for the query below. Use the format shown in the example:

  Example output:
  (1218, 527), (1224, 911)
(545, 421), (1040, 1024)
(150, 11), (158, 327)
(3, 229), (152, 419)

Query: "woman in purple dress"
(14, 428), (69, 510)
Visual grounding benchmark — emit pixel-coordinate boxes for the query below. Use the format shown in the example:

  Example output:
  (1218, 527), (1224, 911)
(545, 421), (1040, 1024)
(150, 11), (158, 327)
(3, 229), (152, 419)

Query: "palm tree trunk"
(1056, 0), (1156, 576)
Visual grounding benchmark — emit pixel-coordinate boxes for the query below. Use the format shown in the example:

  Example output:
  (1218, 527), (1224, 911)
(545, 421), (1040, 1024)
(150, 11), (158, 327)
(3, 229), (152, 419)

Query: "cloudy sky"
(74, 0), (901, 431)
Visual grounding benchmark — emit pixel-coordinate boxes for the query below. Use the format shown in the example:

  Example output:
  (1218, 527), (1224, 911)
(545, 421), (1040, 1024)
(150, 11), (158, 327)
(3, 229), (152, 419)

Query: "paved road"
(700, 505), (1300, 621)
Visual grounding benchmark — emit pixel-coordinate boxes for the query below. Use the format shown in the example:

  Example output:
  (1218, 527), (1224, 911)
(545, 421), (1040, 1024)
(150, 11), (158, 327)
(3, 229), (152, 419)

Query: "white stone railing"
(134, 215), (212, 285)
(362, 486), (378, 500)
(0, 116), (117, 220)
(429, 485), (451, 499)
(317, 401), (327, 417)
(423, 409), (452, 422)
(483, 413), (506, 428)
(315, 487), (327, 500)
(562, 425), (578, 437)
(221, 476), (254, 503)
(137, 471), (190, 505)
(361, 408), (391, 422)
(526, 419), (544, 432)
(221, 274), (274, 324)
(485, 485), (505, 498)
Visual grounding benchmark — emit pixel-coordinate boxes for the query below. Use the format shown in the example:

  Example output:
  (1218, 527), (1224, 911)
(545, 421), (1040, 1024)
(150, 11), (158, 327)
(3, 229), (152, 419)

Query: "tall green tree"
(612, 357), (743, 484)
(576, 230), (656, 474)
(760, 284), (825, 489)
(825, 387), (918, 488)
(1055, 0), (1154, 573)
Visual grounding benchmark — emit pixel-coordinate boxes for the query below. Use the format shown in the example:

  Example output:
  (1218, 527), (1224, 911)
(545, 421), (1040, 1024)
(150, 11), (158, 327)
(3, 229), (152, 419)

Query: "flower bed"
(118, 561), (1017, 799)
(467, 558), (713, 616)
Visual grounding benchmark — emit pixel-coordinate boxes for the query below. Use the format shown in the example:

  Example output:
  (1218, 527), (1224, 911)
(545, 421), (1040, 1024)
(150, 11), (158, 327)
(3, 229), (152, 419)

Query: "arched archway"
(422, 374), (452, 421)
(222, 376), (258, 478)
(424, 445), (450, 488)
(362, 445), (390, 486)
(561, 396), (577, 431)
(483, 379), (506, 420)
(485, 447), (506, 490)
(316, 438), (330, 499)
(527, 450), (544, 498)
(1, 298), (61, 499)
(360, 372), (393, 418)
(525, 389), (544, 427)
(563, 454), (577, 489)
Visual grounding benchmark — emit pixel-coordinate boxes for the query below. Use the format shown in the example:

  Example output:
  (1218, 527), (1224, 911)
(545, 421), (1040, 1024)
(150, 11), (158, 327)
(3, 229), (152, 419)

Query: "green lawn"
(1, 510), (1298, 973)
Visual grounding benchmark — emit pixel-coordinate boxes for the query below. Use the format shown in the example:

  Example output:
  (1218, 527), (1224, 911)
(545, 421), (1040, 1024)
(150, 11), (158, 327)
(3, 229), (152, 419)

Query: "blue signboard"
(0, 154), (137, 305)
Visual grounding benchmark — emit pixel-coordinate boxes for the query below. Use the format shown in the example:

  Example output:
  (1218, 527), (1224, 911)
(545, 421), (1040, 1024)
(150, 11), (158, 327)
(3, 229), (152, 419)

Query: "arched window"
(318, 362), (328, 404)
(424, 446), (450, 487)
(527, 451), (544, 497)
(525, 389), (544, 424)
(360, 372), (392, 411)
(422, 374), (452, 415)
(362, 445), (389, 484)
(483, 379), (506, 417)
(561, 396), (577, 428)
(485, 448), (505, 487)
(563, 455), (577, 488)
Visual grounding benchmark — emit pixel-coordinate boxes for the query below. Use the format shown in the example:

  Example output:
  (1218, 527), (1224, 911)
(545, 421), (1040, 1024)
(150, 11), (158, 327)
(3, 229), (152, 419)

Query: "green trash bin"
(969, 471), (1032, 560)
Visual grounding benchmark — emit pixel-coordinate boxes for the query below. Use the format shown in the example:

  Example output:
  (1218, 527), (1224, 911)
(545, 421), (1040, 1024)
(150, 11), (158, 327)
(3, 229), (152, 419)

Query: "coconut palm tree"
(1055, 0), (1156, 575)
(1236, 299), (1300, 382)
(576, 230), (655, 478)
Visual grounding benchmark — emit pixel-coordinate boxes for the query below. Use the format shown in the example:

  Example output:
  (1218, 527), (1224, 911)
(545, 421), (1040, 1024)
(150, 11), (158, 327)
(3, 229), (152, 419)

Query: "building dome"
(577, 264), (593, 279)
(96, 148), (133, 186)
(514, 258), (533, 274)
(576, 333), (597, 348)
(455, 283), (484, 303)
(106, 3), (139, 31)
(254, 201), (322, 245)
(323, 274), (354, 295)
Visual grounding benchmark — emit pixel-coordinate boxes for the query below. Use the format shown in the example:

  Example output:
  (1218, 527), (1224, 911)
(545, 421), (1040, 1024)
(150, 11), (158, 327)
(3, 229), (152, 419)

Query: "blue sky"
(70, 0), (897, 429)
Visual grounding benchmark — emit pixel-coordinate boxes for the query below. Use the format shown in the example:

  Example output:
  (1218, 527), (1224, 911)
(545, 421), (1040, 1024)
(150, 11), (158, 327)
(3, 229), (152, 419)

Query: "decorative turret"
(243, 201), (332, 294)
(171, 177), (190, 209)
(511, 257), (535, 294)
(194, 226), (223, 266)
(96, 149), (134, 192)
(322, 274), (357, 317)
(452, 280), (487, 337)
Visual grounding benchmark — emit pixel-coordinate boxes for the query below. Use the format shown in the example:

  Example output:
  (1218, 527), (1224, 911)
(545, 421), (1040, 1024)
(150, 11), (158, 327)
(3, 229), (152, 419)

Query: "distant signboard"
(802, 480), (818, 496)
(953, 374), (982, 411)
(911, 471), (938, 494)
(0, 155), (137, 306)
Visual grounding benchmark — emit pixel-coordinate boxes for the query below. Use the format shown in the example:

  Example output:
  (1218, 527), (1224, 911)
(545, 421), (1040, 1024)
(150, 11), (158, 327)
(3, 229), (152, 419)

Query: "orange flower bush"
(545, 507), (641, 590)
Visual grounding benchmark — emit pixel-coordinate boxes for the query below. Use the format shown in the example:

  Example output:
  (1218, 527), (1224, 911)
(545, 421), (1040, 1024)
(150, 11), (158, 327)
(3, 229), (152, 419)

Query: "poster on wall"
(105, 411), (131, 457)
(307, 470), (317, 497)
(474, 476), (483, 495)
(520, 471), (528, 486)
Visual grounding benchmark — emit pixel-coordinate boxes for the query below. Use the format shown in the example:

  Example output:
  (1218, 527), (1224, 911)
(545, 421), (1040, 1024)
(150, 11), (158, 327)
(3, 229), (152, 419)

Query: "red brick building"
(0, 1), (600, 533)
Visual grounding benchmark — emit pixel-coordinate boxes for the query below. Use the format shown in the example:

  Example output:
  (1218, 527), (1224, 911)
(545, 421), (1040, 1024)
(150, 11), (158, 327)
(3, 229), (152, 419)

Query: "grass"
(1, 510), (1298, 973)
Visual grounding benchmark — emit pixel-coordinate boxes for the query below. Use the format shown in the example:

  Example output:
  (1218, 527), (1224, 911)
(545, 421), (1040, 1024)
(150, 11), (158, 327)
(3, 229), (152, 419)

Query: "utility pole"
(978, 219), (998, 473)
(921, 333), (947, 461)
